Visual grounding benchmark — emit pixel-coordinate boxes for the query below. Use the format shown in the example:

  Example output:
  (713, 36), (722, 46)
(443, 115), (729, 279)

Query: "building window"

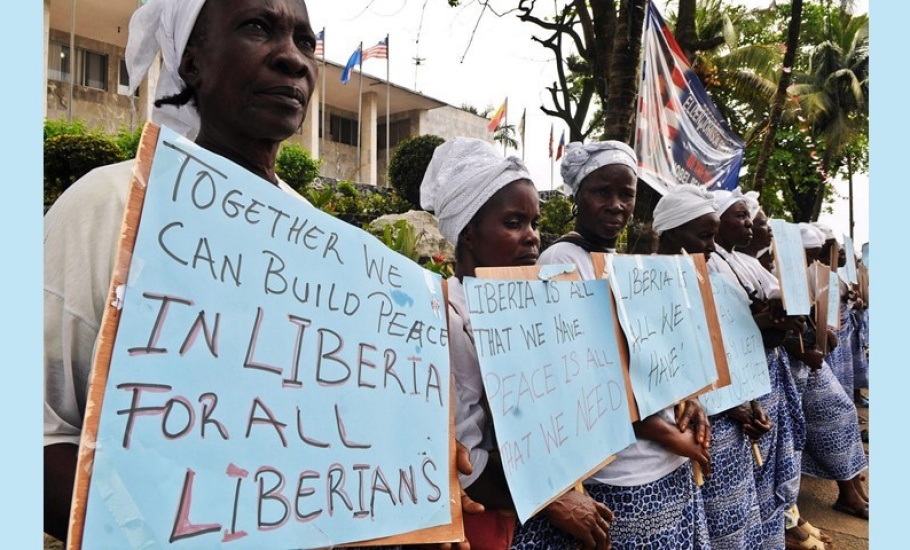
(117, 59), (138, 96)
(378, 119), (411, 150)
(329, 114), (359, 146)
(48, 41), (108, 91)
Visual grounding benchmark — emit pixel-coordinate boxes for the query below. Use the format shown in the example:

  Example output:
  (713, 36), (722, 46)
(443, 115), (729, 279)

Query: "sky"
(306, 0), (868, 248)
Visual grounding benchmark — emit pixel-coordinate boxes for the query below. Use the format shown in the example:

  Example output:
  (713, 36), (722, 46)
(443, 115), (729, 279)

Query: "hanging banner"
(635, 1), (745, 195)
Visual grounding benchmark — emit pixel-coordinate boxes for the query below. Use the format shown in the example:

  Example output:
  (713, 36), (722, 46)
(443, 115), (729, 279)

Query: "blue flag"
(341, 46), (361, 85)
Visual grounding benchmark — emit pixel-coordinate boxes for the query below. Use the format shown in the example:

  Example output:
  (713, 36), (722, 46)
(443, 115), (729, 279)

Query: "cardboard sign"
(768, 219), (812, 316)
(826, 271), (842, 330)
(699, 274), (772, 416)
(70, 124), (459, 549)
(842, 234), (858, 285)
(463, 270), (635, 523)
(606, 254), (721, 419)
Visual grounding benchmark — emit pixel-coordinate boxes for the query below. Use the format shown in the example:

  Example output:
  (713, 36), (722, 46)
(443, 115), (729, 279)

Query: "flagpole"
(320, 27), (326, 159)
(520, 108), (526, 161)
(357, 41), (363, 183)
(503, 97), (508, 156)
(385, 34), (391, 186)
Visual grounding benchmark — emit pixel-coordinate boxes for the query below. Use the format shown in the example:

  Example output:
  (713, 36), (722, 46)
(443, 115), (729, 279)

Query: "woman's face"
(718, 201), (753, 249)
(661, 212), (720, 261)
(462, 180), (541, 269)
(181, 0), (319, 146)
(750, 210), (772, 252)
(573, 164), (637, 248)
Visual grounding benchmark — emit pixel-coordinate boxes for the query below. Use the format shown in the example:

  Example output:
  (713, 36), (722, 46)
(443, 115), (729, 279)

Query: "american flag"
(314, 28), (324, 58)
(362, 37), (388, 61)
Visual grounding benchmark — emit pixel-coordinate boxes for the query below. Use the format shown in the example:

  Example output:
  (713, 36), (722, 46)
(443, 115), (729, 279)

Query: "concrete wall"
(45, 28), (147, 132)
(420, 105), (491, 142)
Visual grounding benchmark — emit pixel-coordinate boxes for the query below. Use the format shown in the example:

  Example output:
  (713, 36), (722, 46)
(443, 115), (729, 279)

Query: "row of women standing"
(419, 136), (868, 550)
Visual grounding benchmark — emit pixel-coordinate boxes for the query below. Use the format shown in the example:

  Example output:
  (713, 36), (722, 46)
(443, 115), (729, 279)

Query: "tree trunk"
(750, 0), (803, 197)
(602, 0), (647, 143)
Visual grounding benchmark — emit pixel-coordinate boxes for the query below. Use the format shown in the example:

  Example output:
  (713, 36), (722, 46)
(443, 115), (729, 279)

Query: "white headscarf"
(743, 190), (761, 220)
(560, 141), (638, 196)
(126, 0), (207, 139)
(811, 221), (836, 242)
(420, 137), (533, 245)
(652, 185), (716, 235)
(713, 187), (748, 217)
(799, 222), (826, 249)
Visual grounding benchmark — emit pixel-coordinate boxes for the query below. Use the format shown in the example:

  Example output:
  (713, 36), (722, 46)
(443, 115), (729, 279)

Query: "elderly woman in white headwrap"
(519, 142), (713, 550)
(654, 185), (769, 550)
(783, 224), (869, 525)
(44, 0), (319, 541)
(421, 137), (614, 550)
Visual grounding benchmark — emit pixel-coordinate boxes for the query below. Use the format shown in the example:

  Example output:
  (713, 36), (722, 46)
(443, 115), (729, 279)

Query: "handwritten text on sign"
(769, 219), (811, 316)
(699, 274), (772, 415)
(82, 127), (452, 549)
(608, 255), (717, 418)
(463, 277), (634, 523)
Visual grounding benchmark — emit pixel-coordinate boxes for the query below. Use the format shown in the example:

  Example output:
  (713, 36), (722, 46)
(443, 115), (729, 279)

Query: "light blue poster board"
(607, 254), (718, 419)
(699, 274), (772, 415)
(861, 242), (869, 268)
(842, 234), (858, 284)
(81, 126), (452, 549)
(768, 219), (812, 315)
(462, 276), (635, 523)
(827, 270), (841, 328)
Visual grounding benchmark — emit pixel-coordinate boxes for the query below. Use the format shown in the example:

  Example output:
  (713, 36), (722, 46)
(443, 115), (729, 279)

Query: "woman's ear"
(459, 224), (476, 255)
(178, 45), (201, 89)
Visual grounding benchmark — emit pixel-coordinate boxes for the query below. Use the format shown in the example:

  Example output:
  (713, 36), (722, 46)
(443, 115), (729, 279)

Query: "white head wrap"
(743, 190), (761, 220)
(652, 185), (716, 235)
(560, 141), (638, 195)
(420, 137), (533, 245)
(811, 222), (836, 242)
(126, 0), (207, 139)
(713, 187), (748, 217)
(799, 222), (825, 249)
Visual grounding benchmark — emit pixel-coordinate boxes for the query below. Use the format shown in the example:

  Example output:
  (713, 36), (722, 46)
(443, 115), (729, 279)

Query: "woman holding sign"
(709, 190), (824, 550)
(420, 137), (615, 550)
(518, 141), (713, 550)
(784, 225), (868, 522)
(652, 185), (768, 550)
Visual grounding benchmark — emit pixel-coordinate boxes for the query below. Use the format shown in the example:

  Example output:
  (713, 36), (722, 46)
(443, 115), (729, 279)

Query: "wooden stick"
(751, 442), (764, 467)
(675, 403), (705, 487)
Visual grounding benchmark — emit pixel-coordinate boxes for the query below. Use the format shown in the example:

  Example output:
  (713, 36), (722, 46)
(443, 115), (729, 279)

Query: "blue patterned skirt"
(827, 307), (856, 396)
(511, 462), (710, 550)
(791, 357), (868, 480)
(701, 414), (763, 550)
(851, 310), (869, 390)
(753, 348), (803, 550)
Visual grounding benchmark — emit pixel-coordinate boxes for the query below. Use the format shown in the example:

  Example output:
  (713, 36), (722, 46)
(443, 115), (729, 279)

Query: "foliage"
(44, 118), (91, 140)
(372, 219), (424, 262)
(388, 134), (445, 208)
(305, 181), (411, 223)
(276, 143), (323, 193)
(44, 133), (126, 207)
(493, 123), (519, 151)
(539, 193), (574, 236)
(114, 126), (143, 158)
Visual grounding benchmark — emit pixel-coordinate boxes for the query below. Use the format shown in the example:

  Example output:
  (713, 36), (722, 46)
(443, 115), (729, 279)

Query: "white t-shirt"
(538, 241), (687, 486)
(44, 159), (309, 447)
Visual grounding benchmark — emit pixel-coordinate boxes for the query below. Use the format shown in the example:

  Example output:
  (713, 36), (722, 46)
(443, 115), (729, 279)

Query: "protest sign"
(768, 219), (812, 316)
(699, 274), (772, 416)
(605, 254), (723, 418)
(827, 270), (841, 330)
(465, 267), (635, 523)
(842, 234), (858, 285)
(70, 124), (459, 549)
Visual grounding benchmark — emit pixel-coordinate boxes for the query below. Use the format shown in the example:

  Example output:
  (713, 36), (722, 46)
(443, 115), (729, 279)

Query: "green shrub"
(275, 143), (322, 193)
(44, 118), (91, 140)
(44, 133), (126, 207)
(114, 125), (143, 158)
(539, 193), (574, 236)
(387, 134), (445, 209)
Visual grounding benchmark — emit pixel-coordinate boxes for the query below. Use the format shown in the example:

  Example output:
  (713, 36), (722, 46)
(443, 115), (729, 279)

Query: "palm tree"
(493, 123), (519, 151)
(790, 10), (868, 220)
